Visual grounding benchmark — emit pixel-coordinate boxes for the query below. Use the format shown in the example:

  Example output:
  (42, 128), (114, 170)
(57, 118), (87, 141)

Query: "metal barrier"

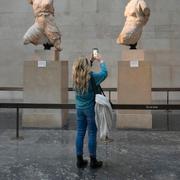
(1, 103), (180, 139)
(1, 87), (180, 139)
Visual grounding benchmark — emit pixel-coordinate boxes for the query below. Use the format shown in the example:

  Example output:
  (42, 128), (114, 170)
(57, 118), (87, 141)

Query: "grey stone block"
(54, 0), (70, 13)
(56, 12), (82, 26)
(0, 0), (30, 13)
(82, 0), (97, 12)
(69, 0), (83, 13)
(98, 0), (125, 13)
(152, 66), (171, 87)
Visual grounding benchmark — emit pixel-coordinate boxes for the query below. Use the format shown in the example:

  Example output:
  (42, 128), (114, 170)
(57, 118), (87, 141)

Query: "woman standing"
(72, 55), (108, 169)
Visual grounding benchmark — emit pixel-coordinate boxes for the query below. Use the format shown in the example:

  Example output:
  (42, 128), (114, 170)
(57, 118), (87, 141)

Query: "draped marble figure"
(116, 0), (150, 49)
(23, 0), (62, 51)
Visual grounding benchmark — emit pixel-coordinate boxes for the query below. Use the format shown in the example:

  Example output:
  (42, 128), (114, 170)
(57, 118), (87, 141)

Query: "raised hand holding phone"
(92, 48), (102, 61)
(92, 48), (99, 59)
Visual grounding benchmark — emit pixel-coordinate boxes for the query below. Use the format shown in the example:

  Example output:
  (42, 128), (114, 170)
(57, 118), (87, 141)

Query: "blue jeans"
(76, 106), (97, 157)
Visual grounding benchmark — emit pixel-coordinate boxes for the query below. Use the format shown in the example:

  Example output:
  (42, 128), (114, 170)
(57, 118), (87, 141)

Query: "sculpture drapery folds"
(23, 0), (62, 51)
(116, 0), (150, 49)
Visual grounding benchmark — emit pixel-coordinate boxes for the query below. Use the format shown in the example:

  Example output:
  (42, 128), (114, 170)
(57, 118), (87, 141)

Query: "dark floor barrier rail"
(1, 103), (180, 139)
(1, 87), (180, 139)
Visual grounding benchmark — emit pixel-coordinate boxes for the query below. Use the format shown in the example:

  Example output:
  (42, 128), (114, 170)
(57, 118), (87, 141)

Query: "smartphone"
(92, 48), (99, 59)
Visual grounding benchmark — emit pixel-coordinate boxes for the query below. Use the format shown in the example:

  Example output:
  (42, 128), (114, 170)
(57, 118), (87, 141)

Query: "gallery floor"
(0, 109), (180, 180)
(0, 129), (180, 180)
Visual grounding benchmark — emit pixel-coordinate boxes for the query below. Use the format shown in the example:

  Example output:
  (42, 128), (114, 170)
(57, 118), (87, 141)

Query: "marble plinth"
(117, 57), (152, 129)
(23, 50), (68, 128)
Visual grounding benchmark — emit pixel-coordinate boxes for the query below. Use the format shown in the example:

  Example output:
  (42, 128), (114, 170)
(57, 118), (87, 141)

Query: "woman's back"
(75, 62), (108, 109)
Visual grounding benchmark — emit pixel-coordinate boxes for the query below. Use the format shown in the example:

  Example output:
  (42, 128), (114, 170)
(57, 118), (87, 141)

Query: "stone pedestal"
(22, 50), (68, 128)
(121, 49), (145, 61)
(32, 49), (55, 61)
(117, 50), (152, 129)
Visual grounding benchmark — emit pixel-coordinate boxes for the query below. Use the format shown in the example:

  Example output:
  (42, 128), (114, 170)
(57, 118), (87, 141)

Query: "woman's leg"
(76, 109), (87, 156)
(86, 107), (97, 158)
(86, 107), (103, 168)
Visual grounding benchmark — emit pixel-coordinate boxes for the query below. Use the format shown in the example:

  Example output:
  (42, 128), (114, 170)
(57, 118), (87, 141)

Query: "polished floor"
(0, 129), (180, 180)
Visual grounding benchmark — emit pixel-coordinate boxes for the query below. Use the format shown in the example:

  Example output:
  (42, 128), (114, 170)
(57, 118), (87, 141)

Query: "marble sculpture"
(116, 0), (150, 49)
(23, 0), (62, 51)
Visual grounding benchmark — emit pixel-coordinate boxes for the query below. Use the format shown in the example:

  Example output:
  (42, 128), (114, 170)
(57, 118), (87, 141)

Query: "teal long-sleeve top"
(75, 62), (108, 109)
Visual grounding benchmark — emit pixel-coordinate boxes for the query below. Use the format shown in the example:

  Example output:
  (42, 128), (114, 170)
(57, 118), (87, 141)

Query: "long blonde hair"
(72, 57), (91, 93)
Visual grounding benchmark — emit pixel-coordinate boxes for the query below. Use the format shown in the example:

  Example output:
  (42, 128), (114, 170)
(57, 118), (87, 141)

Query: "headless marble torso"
(31, 0), (54, 16)
(24, 0), (62, 51)
(117, 0), (150, 49)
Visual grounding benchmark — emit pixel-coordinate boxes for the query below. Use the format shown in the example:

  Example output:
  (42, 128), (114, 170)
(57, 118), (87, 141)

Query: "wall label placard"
(130, 60), (139, 68)
(38, 60), (47, 68)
